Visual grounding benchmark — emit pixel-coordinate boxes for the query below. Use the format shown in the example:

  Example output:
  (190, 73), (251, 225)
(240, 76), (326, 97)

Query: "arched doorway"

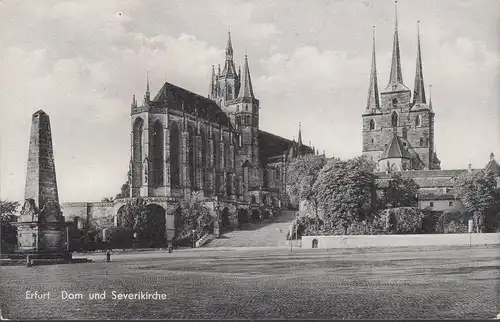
(144, 204), (166, 248)
(221, 207), (230, 228)
(312, 238), (318, 248)
(251, 210), (260, 222)
(237, 208), (249, 229)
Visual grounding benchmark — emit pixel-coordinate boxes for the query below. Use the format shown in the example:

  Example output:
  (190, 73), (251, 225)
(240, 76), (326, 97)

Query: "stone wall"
(302, 233), (500, 249)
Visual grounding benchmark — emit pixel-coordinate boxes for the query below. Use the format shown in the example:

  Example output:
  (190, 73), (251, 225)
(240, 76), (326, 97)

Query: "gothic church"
(362, 5), (441, 172)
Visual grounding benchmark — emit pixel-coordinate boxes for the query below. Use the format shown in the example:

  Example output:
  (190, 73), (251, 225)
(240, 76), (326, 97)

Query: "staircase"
(205, 210), (297, 248)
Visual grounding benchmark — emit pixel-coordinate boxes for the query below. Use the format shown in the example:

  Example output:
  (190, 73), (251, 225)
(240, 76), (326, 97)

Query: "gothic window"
(213, 134), (219, 170)
(371, 139), (374, 143)
(392, 98), (398, 107)
(263, 169), (269, 188)
(187, 125), (195, 190)
(169, 122), (181, 188)
(227, 85), (232, 100)
(226, 173), (231, 196)
(251, 195), (256, 204)
(276, 167), (281, 180)
(200, 129), (207, 189)
(419, 137), (424, 146)
(415, 115), (421, 127)
(369, 119), (375, 130)
(132, 117), (144, 196)
(402, 127), (408, 139)
(391, 111), (398, 127)
(224, 141), (230, 169)
(151, 120), (164, 186)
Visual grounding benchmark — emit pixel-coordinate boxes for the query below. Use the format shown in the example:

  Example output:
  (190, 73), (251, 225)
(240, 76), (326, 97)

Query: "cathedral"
(362, 5), (440, 172)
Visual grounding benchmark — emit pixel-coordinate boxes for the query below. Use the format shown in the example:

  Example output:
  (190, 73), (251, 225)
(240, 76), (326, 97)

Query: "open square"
(1, 246), (499, 320)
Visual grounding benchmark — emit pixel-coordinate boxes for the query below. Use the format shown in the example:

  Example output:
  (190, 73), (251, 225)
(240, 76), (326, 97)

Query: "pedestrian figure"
(26, 255), (32, 267)
(106, 249), (111, 262)
(168, 242), (173, 253)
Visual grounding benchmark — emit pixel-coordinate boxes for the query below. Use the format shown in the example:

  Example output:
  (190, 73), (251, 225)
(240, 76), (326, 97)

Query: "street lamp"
(192, 229), (196, 248)
(133, 232), (137, 250)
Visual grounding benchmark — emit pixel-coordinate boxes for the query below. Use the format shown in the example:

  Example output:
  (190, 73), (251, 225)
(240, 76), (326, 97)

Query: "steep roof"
(380, 133), (411, 159)
(152, 82), (232, 128)
(412, 21), (427, 106)
(486, 158), (500, 175)
(366, 27), (380, 111)
(238, 55), (254, 99)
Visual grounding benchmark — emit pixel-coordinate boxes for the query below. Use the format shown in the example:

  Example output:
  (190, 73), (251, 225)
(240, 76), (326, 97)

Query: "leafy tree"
(381, 173), (419, 208)
(101, 197), (114, 203)
(115, 181), (130, 199)
(313, 156), (377, 234)
(286, 154), (327, 212)
(174, 191), (215, 242)
(1, 200), (19, 252)
(455, 169), (500, 233)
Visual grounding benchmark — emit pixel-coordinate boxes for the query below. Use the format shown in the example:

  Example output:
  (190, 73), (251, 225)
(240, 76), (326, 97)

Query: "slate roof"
(380, 133), (411, 159)
(486, 158), (500, 175)
(152, 82), (232, 128)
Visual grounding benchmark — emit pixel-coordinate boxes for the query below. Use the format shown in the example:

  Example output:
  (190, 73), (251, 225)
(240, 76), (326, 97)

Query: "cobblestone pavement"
(1, 246), (499, 320)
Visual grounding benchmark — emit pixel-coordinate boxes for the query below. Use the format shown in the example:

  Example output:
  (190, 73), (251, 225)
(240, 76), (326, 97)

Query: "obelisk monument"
(14, 110), (70, 258)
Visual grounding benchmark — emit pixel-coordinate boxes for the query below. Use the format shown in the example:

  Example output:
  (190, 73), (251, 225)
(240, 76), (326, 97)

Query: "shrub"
(421, 211), (444, 233)
(379, 207), (425, 234)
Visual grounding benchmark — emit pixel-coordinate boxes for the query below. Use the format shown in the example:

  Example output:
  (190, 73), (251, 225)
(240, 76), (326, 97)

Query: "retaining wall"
(302, 233), (500, 249)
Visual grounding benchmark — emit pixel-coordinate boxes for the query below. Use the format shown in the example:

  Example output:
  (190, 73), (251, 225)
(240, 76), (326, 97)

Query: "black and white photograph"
(0, 0), (499, 320)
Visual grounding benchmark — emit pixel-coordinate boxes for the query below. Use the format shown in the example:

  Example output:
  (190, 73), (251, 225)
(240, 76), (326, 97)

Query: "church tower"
(210, 31), (241, 112)
(362, 2), (440, 171)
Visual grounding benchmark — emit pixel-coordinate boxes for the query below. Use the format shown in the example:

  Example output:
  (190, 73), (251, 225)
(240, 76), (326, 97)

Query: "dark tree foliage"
(381, 173), (419, 208)
(0, 200), (19, 252)
(286, 154), (327, 210)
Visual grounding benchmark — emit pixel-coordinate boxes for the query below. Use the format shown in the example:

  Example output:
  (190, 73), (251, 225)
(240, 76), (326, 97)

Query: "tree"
(455, 169), (500, 233)
(174, 191), (215, 242)
(115, 181), (130, 199)
(313, 156), (377, 234)
(381, 173), (419, 208)
(101, 197), (114, 203)
(286, 154), (327, 211)
(1, 200), (19, 252)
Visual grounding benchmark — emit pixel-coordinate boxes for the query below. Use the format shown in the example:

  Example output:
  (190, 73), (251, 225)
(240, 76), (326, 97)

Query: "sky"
(1, 0), (499, 203)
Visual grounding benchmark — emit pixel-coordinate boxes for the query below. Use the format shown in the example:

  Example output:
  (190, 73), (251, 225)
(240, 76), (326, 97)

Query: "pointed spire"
(428, 85), (433, 110)
(383, 1), (408, 92)
(238, 55), (255, 99)
(413, 21), (426, 105)
(226, 30), (233, 57)
(144, 71), (151, 103)
(131, 94), (137, 109)
(367, 26), (380, 111)
(208, 65), (215, 98)
(217, 64), (221, 76)
(297, 123), (303, 146)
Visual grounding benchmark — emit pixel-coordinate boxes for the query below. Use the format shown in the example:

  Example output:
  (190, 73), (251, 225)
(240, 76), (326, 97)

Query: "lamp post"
(133, 232), (137, 250)
(192, 229), (196, 248)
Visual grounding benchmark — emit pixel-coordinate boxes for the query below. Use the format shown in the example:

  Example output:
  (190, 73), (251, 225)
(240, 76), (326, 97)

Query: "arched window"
(369, 119), (375, 130)
(263, 169), (269, 188)
(224, 140), (230, 169)
(402, 127), (408, 139)
(132, 117), (144, 197)
(169, 122), (181, 188)
(212, 134), (218, 170)
(187, 125), (195, 190)
(276, 167), (281, 180)
(391, 111), (398, 127)
(200, 129), (207, 190)
(415, 115), (421, 127)
(151, 120), (164, 186)
(419, 137), (424, 146)
(226, 173), (231, 196)
(227, 85), (232, 100)
(392, 98), (398, 106)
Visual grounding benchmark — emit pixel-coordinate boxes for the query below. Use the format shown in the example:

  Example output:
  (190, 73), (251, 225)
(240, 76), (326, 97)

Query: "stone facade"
(63, 33), (314, 238)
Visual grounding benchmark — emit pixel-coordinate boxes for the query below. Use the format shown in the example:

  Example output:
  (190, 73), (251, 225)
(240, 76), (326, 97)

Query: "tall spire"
(222, 30), (237, 77)
(297, 122), (303, 146)
(413, 21), (426, 106)
(383, 1), (408, 93)
(238, 54), (254, 99)
(144, 71), (150, 103)
(208, 65), (215, 99)
(428, 85), (433, 110)
(367, 26), (380, 111)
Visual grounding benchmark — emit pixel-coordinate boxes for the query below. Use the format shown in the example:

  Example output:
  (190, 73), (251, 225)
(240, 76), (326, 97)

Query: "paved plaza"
(1, 246), (499, 320)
